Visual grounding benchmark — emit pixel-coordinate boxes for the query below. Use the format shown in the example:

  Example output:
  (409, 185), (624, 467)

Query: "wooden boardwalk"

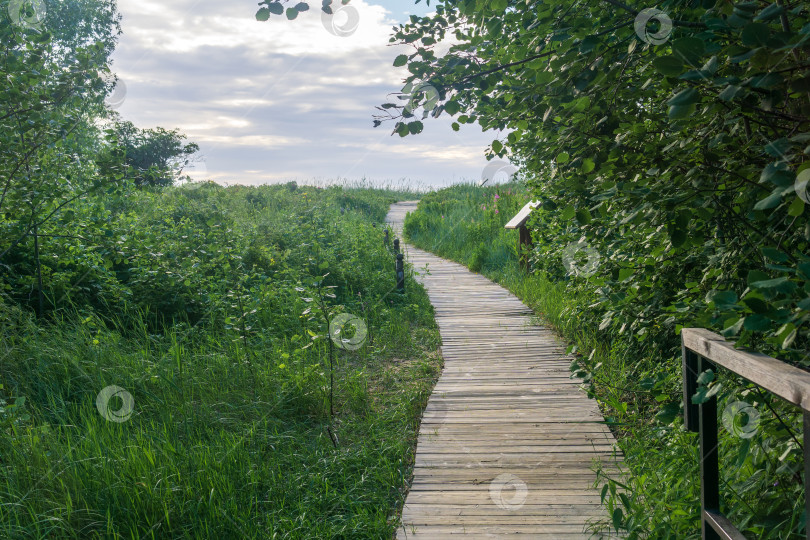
(387, 202), (622, 539)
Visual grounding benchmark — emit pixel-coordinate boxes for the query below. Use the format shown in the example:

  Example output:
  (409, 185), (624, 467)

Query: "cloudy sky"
(109, 0), (503, 188)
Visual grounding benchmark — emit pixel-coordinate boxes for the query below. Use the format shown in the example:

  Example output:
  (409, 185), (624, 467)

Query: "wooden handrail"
(682, 328), (810, 411)
(681, 328), (810, 540)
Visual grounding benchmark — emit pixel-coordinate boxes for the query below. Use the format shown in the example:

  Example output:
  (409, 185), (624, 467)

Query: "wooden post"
(396, 253), (405, 292)
(394, 238), (400, 254)
(682, 347), (700, 433)
(518, 225), (532, 270)
(384, 229), (390, 248)
(505, 202), (539, 271)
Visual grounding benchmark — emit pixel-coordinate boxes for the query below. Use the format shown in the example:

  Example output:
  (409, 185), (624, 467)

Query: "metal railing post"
(396, 253), (405, 293)
(698, 357), (721, 540)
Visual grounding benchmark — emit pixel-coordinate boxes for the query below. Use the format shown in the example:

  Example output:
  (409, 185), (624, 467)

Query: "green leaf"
(671, 37), (705, 64)
(668, 88), (700, 107)
(764, 138), (792, 158)
(788, 197), (804, 217)
(255, 7), (271, 21)
(618, 268), (634, 282)
(760, 162), (793, 185)
(393, 54), (408, 67)
(708, 290), (738, 309)
(561, 205), (576, 220)
(754, 3), (784, 21)
(753, 191), (783, 210)
(782, 327), (798, 349)
(612, 507), (624, 530)
(576, 208), (592, 225)
(749, 73), (783, 89)
(744, 314), (772, 331)
(670, 225), (687, 248)
(655, 402), (680, 425)
(741, 23), (769, 46)
(718, 85), (744, 101)
(408, 121), (424, 135)
(797, 168), (810, 195)
(444, 101), (460, 115)
(286, 7), (299, 19)
(556, 152), (570, 164)
(697, 370), (715, 385)
(652, 56), (684, 76)
(761, 248), (789, 262)
(267, 2), (284, 15)
(668, 103), (696, 119)
(692, 382), (722, 404)
(751, 276), (790, 289)
(751, 276), (796, 294)
(736, 438), (751, 468)
(743, 296), (769, 313)
(579, 36), (600, 54)
(581, 158), (595, 173)
(535, 71), (555, 84)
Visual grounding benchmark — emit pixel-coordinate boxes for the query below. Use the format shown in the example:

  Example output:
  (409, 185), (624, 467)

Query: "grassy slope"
(0, 184), (441, 539)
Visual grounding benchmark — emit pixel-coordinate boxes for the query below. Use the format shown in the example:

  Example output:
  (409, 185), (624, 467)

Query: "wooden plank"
(386, 202), (623, 538)
(682, 327), (810, 410)
(396, 525), (611, 539)
(504, 201), (541, 229)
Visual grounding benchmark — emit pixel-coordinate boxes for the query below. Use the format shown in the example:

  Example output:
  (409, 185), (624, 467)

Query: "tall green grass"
(1, 184), (441, 539)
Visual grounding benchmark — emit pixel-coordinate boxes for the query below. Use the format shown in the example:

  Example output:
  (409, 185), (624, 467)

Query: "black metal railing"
(682, 328), (810, 540)
(384, 229), (405, 293)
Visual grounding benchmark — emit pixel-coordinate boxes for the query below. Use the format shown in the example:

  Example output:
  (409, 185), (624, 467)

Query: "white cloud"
(195, 134), (308, 147)
(110, 0), (501, 187)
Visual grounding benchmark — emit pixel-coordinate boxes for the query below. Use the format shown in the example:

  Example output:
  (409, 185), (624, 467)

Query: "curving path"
(387, 201), (622, 539)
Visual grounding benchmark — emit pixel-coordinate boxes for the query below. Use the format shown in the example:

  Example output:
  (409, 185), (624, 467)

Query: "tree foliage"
(388, 1), (809, 536)
(1, 1), (202, 315)
(107, 120), (200, 187)
(384, 0), (810, 360)
(255, 0), (341, 21)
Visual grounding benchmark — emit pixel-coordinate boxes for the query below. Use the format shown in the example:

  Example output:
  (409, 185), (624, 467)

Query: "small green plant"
(469, 241), (488, 273)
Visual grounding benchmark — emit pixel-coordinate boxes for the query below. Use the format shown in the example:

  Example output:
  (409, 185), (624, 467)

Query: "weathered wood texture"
(386, 202), (622, 539)
(682, 327), (810, 411)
